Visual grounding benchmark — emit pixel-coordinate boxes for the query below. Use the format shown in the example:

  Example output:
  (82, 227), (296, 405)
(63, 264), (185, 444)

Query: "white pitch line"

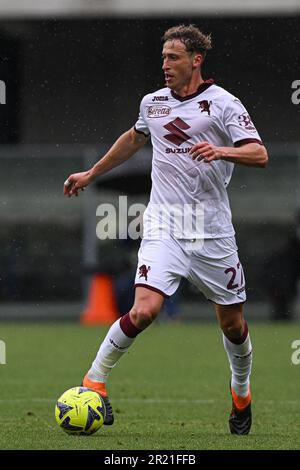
(0, 398), (216, 404)
(0, 398), (299, 405)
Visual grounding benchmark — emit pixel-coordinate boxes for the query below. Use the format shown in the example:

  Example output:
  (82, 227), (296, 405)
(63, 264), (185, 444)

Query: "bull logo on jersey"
(198, 100), (212, 116)
(138, 264), (151, 281)
(163, 117), (191, 146)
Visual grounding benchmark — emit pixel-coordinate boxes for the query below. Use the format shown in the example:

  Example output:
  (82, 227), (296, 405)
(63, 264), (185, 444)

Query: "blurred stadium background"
(0, 0), (300, 323)
(1, 0), (300, 453)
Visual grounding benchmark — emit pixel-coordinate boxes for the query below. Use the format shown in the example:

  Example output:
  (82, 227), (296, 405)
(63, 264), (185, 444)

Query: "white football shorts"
(134, 236), (246, 305)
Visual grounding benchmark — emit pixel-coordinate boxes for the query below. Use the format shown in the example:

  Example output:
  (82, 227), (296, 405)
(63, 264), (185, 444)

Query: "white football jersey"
(134, 80), (262, 240)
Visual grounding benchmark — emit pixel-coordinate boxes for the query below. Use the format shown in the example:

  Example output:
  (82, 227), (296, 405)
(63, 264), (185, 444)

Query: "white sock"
(223, 333), (252, 397)
(88, 318), (137, 383)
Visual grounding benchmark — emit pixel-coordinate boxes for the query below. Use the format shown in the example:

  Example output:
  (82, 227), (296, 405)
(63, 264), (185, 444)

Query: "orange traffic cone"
(80, 274), (120, 325)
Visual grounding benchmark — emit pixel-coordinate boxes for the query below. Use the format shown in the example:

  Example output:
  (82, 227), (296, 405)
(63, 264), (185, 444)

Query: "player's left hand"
(189, 142), (223, 162)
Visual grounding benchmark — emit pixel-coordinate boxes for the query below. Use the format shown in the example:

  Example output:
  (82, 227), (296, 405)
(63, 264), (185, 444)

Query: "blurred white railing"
(0, 0), (299, 17)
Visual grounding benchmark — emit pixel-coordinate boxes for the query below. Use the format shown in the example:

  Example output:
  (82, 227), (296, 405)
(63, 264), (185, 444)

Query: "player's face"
(162, 40), (200, 92)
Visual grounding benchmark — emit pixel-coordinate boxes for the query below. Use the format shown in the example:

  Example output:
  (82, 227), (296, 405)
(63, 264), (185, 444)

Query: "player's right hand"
(63, 170), (93, 197)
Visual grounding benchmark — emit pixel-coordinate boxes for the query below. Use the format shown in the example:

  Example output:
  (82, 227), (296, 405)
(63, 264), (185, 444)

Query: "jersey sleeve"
(134, 96), (151, 137)
(223, 98), (263, 147)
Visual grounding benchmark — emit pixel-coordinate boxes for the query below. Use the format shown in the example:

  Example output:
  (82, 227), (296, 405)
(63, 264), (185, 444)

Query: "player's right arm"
(64, 127), (149, 197)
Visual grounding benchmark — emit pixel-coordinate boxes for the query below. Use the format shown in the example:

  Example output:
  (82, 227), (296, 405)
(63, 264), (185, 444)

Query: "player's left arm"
(189, 141), (268, 168)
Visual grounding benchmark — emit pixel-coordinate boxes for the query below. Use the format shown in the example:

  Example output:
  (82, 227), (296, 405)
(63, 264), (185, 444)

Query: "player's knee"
(130, 303), (161, 330)
(221, 319), (245, 341)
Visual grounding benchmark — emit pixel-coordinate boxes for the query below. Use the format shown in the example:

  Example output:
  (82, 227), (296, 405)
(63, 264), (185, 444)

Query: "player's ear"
(192, 53), (203, 68)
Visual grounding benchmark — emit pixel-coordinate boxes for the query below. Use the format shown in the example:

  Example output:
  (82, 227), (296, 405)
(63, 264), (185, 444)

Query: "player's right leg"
(83, 286), (165, 425)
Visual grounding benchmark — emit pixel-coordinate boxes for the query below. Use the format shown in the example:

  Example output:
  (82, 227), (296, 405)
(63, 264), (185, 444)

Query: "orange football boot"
(229, 383), (252, 435)
(83, 374), (114, 425)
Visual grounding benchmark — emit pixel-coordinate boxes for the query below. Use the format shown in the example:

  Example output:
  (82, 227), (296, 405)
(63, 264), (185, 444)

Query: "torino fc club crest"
(198, 100), (212, 116)
(138, 264), (151, 281)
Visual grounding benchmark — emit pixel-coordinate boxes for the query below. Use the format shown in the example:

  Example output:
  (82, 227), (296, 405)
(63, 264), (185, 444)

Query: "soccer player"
(63, 24), (268, 435)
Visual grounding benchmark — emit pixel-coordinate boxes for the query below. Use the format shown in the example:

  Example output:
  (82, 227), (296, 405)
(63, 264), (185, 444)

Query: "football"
(55, 386), (106, 435)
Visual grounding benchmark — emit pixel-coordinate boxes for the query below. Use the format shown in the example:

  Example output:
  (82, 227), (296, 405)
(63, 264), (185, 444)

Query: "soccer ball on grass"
(55, 386), (105, 435)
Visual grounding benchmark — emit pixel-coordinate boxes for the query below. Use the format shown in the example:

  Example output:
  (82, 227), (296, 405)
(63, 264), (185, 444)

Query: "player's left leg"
(187, 237), (252, 434)
(215, 302), (252, 435)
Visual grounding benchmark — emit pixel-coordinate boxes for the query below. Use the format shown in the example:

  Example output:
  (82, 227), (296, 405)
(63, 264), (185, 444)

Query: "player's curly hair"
(162, 24), (212, 58)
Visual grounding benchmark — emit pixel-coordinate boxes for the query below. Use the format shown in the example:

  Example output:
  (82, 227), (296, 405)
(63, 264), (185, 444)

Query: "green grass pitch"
(0, 321), (299, 450)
